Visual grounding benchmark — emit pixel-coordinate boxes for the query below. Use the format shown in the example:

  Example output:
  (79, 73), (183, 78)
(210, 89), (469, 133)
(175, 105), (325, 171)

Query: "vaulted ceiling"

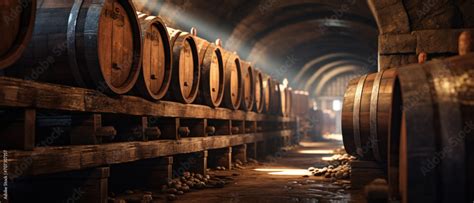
(134, 0), (379, 97)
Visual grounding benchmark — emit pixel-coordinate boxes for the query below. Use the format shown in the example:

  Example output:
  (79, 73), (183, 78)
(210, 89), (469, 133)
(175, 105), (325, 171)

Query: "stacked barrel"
(0, 4), (300, 116)
(0, 0), (36, 69)
(341, 54), (474, 203)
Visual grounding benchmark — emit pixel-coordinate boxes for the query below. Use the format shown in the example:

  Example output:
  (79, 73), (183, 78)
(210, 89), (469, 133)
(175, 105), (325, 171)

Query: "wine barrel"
(5, 0), (142, 94)
(240, 61), (255, 111)
(341, 68), (400, 162)
(221, 50), (242, 110)
(263, 75), (272, 113)
(389, 55), (474, 203)
(286, 88), (293, 117)
(133, 13), (171, 100)
(166, 27), (200, 104)
(192, 35), (225, 107)
(279, 84), (287, 116)
(0, 0), (36, 69)
(272, 80), (282, 115)
(253, 70), (264, 113)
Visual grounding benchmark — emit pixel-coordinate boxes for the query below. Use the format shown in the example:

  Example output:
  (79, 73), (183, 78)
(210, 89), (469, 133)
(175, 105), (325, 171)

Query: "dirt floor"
(157, 140), (365, 203)
(113, 139), (365, 202)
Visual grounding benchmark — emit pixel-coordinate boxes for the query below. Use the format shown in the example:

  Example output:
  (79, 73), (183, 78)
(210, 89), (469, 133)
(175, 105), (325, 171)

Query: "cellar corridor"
(0, 0), (473, 202)
(111, 139), (362, 203)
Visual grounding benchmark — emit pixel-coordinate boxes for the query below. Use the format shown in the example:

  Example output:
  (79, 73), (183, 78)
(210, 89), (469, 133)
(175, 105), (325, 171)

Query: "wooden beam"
(4, 130), (293, 178)
(0, 76), (293, 122)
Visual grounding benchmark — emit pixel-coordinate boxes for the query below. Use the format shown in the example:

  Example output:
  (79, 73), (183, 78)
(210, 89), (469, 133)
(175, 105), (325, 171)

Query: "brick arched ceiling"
(133, 0), (379, 97)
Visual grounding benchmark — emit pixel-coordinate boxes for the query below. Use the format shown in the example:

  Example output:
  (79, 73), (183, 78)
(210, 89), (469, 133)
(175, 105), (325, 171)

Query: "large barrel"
(240, 61), (255, 111)
(193, 35), (225, 107)
(253, 70), (264, 113)
(133, 13), (171, 100)
(294, 91), (309, 117)
(166, 27), (200, 104)
(0, 0), (36, 69)
(221, 50), (242, 110)
(341, 69), (400, 162)
(272, 79), (282, 115)
(5, 0), (142, 94)
(262, 75), (272, 113)
(389, 55), (474, 203)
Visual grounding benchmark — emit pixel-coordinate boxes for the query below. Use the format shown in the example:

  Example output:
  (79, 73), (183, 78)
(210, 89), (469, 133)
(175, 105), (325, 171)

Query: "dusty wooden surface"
(3, 130), (293, 177)
(0, 76), (294, 122)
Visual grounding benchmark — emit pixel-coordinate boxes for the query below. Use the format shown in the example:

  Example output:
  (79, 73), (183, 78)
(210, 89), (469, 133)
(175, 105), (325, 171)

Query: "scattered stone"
(166, 194), (177, 201)
(302, 175), (310, 178)
(166, 188), (178, 194)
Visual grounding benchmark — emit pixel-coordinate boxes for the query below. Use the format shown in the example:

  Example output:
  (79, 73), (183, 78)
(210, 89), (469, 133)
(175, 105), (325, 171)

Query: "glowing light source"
(322, 133), (343, 141)
(254, 168), (311, 176)
(332, 99), (342, 111)
(321, 156), (334, 161)
(282, 78), (289, 88)
(298, 149), (334, 154)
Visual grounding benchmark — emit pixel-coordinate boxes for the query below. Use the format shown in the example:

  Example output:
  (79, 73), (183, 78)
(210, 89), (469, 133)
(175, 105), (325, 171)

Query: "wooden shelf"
(0, 76), (294, 122)
(3, 130), (293, 178)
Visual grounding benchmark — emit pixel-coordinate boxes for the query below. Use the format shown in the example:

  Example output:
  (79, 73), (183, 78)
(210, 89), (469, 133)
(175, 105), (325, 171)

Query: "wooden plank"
(0, 76), (294, 122)
(3, 130), (293, 177)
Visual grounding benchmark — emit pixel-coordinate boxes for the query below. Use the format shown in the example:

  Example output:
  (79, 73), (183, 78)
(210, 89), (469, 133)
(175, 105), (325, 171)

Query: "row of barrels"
(0, 0), (297, 115)
(341, 54), (474, 202)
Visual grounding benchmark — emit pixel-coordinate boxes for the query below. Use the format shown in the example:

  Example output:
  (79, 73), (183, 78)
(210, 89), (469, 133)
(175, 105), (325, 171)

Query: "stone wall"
(369, 0), (474, 70)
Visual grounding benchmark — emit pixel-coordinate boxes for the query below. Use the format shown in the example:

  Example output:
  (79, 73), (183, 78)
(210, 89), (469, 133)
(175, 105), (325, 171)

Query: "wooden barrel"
(0, 0), (36, 69)
(133, 13), (171, 100)
(272, 80), (282, 115)
(389, 55), (474, 203)
(240, 61), (255, 111)
(192, 35), (225, 107)
(253, 70), (264, 113)
(292, 90), (300, 116)
(221, 50), (242, 110)
(279, 85), (287, 116)
(5, 0), (142, 94)
(263, 75), (272, 113)
(166, 27), (200, 104)
(286, 88), (293, 117)
(341, 69), (400, 162)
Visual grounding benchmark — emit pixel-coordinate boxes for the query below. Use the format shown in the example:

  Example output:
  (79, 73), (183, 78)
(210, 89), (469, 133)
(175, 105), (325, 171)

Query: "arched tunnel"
(0, 0), (473, 202)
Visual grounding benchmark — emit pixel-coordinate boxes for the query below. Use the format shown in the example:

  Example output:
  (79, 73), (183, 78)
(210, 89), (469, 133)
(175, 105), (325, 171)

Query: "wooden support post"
(159, 118), (181, 140)
(211, 119), (231, 135)
(70, 114), (116, 145)
(148, 156), (173, 188)
(209, 147), (232, 170)
(233, 144), (247, 163)
(190, 151), (208, 176)
(0, 108), (35, 150)
(350, 160), (386, 189)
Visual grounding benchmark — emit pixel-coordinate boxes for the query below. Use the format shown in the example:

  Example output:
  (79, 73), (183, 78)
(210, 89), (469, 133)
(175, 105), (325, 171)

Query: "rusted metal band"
(353, 74), (367, 157)
(370, 70), (384, 162)
(67, 0), (86, 86)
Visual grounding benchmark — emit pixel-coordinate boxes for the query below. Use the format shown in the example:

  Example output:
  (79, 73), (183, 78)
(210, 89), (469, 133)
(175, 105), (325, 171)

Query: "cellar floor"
(168, 139), (363, 203)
